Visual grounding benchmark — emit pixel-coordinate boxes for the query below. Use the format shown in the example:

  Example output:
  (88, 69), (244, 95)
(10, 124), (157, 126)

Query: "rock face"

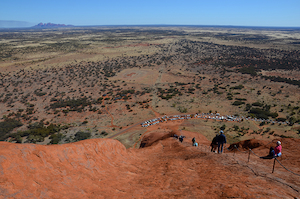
(33, 23), (73, 28)
(1, 133), (300, 198)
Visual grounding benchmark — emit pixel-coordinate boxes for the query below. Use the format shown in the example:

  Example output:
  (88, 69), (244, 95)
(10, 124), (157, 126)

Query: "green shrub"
(178, 106), (187, 113)
(50, 133), (63, 144)
(0, 118), (23, 141)
(232, 101), (245, 106)
(9, 123), (61, 143)
(230, 85), (244, 90)
(101, 131), (108, 136)
(26, 134), (44, 143)
(74, 131), (91, 141)
(252, 102), (263, 107)
(220, 124), (226, 130)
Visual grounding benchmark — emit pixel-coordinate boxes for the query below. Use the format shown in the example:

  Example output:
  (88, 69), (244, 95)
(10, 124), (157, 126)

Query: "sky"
(1, 0), (300, 28)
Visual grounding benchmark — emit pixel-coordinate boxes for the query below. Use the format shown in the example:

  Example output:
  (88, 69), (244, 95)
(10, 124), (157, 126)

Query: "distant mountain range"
(33, 23), (74, 28)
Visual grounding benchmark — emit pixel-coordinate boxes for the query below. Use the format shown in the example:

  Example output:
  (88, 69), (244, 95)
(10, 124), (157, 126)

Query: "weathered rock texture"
(1, 131), (300, 198)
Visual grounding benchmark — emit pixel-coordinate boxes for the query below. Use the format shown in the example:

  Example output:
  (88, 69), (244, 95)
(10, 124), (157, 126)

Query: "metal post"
(234, 145), (236, 156)
(272, 158), (276, 173)
(248, 149), (251, 162)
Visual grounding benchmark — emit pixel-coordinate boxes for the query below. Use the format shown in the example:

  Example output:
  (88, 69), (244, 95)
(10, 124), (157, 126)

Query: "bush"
(74, 131), (91, 141)
(82, 120), (88, 124)
(233, 125), (239, 131)
(220, 124), (226, 130)
(26, 134), (44, 143)
(238, 66), (257, 76)
(249, 108), (278, 119)
(230, 85), (244, 90)
(232, 101), (245, 106)
(101, 131), (108, 136)
(0, 118), (23, 141)
(178, 106), (187, 113)
(9, 123), (61, 143)
(50, 133), (63, 144)
(252, 102), (263, 107)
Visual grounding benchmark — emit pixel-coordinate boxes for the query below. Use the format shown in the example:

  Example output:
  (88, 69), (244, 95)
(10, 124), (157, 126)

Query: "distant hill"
(33, 22), (74, 28)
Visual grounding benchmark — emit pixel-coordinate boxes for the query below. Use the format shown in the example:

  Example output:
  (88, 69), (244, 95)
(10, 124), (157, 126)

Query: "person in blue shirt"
(217, 130), (227, 154)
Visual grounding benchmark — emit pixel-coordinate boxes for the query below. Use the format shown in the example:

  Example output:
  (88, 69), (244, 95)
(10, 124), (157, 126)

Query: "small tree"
(74, 131), (91, 141)
(220, 124), (226, 130)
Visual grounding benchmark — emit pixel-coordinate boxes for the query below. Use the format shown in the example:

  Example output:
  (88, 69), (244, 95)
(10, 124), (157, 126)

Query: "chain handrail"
(229, 145), (300, 177)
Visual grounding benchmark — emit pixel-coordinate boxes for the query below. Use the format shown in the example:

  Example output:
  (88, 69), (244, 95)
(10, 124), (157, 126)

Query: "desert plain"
(0, 26), (300, 198)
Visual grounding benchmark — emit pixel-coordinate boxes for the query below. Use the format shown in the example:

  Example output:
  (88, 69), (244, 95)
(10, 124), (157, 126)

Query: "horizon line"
(1, 24), (300, 30)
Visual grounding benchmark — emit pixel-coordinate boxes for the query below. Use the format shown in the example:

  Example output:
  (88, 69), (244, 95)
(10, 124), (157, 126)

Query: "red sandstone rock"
(0, 133), (300, 198)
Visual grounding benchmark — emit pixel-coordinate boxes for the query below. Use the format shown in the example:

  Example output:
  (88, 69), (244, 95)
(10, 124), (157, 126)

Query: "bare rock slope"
(1, 132), (300, 198)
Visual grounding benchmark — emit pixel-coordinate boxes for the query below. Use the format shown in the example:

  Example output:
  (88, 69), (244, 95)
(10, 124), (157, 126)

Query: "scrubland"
(0, 26), (299, 146)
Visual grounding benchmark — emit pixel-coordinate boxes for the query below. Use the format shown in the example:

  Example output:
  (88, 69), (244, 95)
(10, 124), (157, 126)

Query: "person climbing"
(179, 135), (185, 143)
(268, 147), (275, 157)
(192, 137), (195, 144)
(262, 141), (282, 159)
(210, 134), (218, 152)
(274, 141), (282, 157)
(193, 142), (198, 147)
(217, 130), (226, 154)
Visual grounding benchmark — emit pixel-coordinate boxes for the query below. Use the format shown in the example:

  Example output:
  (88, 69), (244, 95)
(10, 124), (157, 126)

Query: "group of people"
(173, 134), (185, 143)
(175, 130), (282, 158)
(210, 130), (283, 158)
(210, 130), (227, 154)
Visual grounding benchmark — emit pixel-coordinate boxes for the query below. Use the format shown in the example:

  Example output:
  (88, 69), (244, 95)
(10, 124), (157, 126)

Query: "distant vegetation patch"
(50, 97), (91, 112)
(263, 76), (300, 87)
(238, 66), (257, 76)
(232, 101), (245, 106)
(74, 131), (91, 141)
(0, 118), (23, 141)
(157, 87), (182, 100)
(230, 85), (244, 90)
(248, 106), (278, 119)
(8, 122), (63, 143)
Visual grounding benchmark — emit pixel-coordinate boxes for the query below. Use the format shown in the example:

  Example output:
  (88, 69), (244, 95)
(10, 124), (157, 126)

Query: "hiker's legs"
(276, 152), (282, 157)
(218, 143), (224, 153)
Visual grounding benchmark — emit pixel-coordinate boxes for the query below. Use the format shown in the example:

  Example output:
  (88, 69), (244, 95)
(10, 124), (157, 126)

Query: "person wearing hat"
(274, 141), (282, 157)
(217, 130), (227, 154)
(210, 134), (218, 153)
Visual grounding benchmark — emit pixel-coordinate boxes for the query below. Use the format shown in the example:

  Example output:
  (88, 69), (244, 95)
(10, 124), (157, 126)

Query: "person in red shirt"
(274, 141), (282, 157)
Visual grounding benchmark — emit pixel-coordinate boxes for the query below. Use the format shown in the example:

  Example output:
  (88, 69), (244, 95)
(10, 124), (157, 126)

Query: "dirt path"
(103, 101), (118, 128)
(108, 122), (141, 139)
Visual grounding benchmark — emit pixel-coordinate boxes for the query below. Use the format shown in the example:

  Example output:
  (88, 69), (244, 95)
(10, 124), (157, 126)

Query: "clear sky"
(1, 0), (300, 27)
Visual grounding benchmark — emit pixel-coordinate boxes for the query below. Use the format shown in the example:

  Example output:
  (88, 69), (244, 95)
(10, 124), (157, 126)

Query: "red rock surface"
(1, 131), (300, 198)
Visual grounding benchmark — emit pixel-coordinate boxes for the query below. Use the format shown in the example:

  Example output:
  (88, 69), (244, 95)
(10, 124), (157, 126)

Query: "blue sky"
(1, 0), (300, 27)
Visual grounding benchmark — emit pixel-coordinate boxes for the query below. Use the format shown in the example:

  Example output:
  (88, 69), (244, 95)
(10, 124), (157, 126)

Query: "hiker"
(193, 142), (198, 147)
(192, 137), (195, 144)
(274, 141), (282, 157)
(210, 134), (218, 152)
(173, 134), (178, 139)
(260, 146), (277, 159)
(217, 130), (226, 154)
(268, 147), (275, 157)
(267, 141), (282, 158)
(179, 135), (185, 143)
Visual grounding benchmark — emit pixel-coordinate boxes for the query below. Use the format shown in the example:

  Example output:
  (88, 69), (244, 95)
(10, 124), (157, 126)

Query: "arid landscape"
(1, 26), (300, 198)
